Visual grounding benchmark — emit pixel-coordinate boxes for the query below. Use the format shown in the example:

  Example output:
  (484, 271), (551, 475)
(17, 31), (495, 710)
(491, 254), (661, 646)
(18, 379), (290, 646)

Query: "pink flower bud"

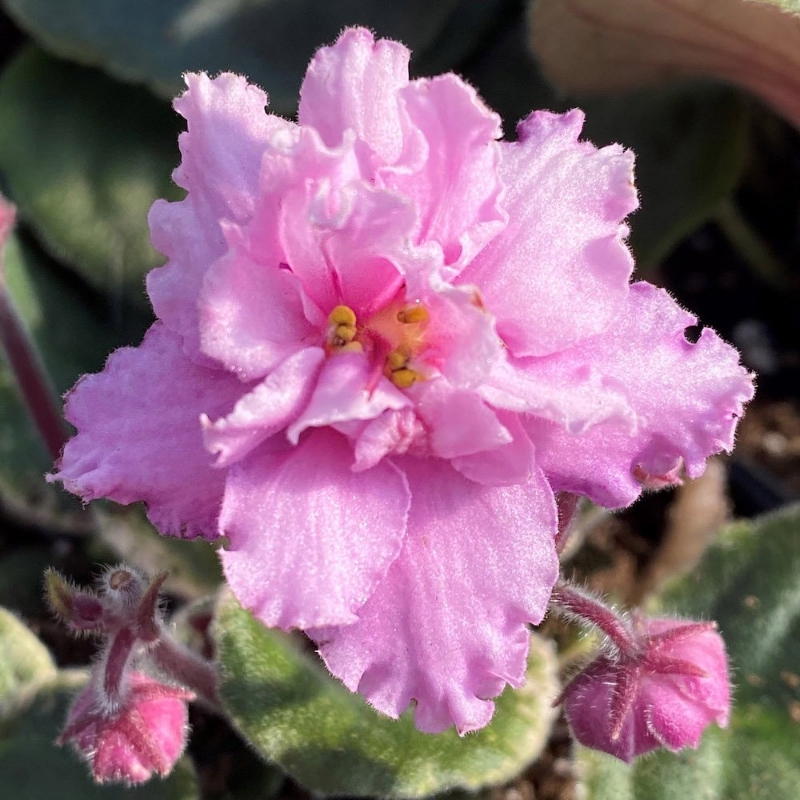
(561, 617), (730, 762)
(58, 672), (194, 785)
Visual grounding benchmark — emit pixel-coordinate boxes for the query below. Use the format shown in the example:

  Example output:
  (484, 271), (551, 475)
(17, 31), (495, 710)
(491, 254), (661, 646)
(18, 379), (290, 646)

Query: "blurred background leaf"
(0, 46), (181, 310)
(2, 0), (509, 114)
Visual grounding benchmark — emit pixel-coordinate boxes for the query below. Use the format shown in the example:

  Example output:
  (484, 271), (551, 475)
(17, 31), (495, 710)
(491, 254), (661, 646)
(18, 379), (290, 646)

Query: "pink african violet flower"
(59, 672), (193, 785)
(559, 615), (730, 762)
(51, 28), (753, 733)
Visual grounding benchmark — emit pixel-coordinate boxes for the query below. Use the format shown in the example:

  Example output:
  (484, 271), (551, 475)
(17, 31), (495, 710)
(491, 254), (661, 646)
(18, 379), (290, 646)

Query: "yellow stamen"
(386, 348), (409, 372)
(329, 305), (357, 327)
(334, 323), (357, 343)
(390, 368), (419, 389)
(339, 341), (364, 354)
(397, 305), (429, 325)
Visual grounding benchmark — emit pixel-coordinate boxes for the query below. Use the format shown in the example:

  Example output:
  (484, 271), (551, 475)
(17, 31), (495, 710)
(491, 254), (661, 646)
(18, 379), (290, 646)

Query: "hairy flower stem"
(149, 636), (220, 710)
(549, 581), (638, 656)
(0, 282), (68, 461)
(103, 626), (137, 710)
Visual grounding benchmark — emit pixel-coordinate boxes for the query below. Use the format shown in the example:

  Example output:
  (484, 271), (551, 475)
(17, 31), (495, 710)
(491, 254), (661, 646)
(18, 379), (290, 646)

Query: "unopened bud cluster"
(46, 565), (217, 785)
(549, 583), (730, 762)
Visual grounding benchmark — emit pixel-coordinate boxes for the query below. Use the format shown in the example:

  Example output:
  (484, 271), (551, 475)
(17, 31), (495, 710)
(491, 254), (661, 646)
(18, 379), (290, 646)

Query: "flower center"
(326, 301), (430, 389)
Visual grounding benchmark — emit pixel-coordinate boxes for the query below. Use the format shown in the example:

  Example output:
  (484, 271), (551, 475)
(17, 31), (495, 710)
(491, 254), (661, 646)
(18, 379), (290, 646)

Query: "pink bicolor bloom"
(59, 672), (193, 785)
(52, 28), (753, 733)
(560, 617), (731, 762)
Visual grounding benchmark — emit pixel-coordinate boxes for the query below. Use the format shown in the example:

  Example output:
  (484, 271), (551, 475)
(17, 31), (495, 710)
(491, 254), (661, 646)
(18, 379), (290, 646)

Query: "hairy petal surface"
(220, 429), (410, 629)
(314, 459), (558, 734)
(459, 110), (637, 357)
(149, 73), (293, 360)
(527, 283), (754, 508)
(198, 248), (316, 380)
(51, 323), (245, 538)
(299, 27), (410, 166)
(387, 75), (504, 270)
(287, 353), (410, 443)
(202, 347), (326, 467)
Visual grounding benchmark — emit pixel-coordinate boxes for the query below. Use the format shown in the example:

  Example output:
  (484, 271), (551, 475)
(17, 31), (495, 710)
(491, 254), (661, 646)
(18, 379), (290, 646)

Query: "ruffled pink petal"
(643, 687), (718, 752)
(481, 351), (635, 434)
(148, 73), (293, 361)
(219, 429), (410, 629)
(198, 247), (317, 379)
(280, 173), (414, 319)
(299, 28), (410, 166)
(51, 323), (245, 539)
(413, 379), (511, 459)
(352, 407), (427, 471)
(422, 284), (504, 390)
(458, 109), (638, 357)
(172, 73), (292, 224)
(527, 283), (754, 508)
(647, 620), (730, 719)
(383, 75), (504, 270)
(451, 412), (535, 485)
(202, 347), (325, 467)
(287, 352), (410, 444)
(313, 459), (558, 734)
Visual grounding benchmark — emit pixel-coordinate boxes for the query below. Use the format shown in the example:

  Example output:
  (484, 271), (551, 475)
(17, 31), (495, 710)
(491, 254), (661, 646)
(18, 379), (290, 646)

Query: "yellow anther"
(386, 349), (409, 372)
(391, 368), (418, 389)
(329, 305), (357, 327)
(397, 305), (429, 325)
(339, 341), (364, 354)
(334, 324), (357, 343)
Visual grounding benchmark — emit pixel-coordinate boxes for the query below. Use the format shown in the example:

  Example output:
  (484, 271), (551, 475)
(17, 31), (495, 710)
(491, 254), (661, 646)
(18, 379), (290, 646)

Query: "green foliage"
(579, 503), (800, 798)
(2, 0), (504, 114)
(0, 606), (56, 703)
(0, 46), (181, 308)
(213, 592), (559, 797)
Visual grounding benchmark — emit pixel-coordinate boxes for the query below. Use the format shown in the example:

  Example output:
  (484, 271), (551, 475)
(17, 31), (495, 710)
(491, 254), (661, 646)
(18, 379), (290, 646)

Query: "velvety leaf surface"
(0, 606), (56, 702)
(0, 46), (182, 307)
(0, 670), (200, 800)
(465, 21), (749, 271)
(578, 503), (800, 798)
(0, 232), (139, 529)
(2, 0), (503, 114)
(530, 0), (800, 129)
(213, 592), (559, 797)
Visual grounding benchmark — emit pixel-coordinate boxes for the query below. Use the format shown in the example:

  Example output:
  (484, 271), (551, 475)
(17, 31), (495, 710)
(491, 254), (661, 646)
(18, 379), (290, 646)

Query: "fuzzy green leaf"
(0, 606), (56, 703)
(0, 46), (181, 308)
(213, 592), (558, 797)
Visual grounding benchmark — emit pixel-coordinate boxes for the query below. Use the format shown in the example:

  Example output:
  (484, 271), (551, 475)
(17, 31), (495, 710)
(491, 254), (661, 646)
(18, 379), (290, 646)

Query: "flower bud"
(58, 672), (194, 785)
(561, 617), (730, 762)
